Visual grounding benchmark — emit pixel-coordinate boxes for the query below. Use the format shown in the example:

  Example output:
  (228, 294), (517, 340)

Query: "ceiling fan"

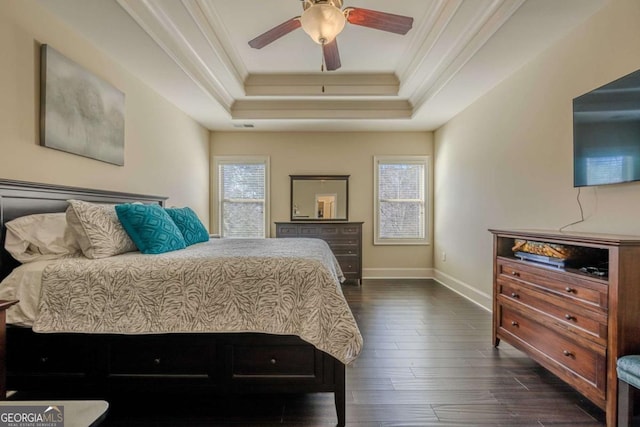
(248, 0), (414, 71)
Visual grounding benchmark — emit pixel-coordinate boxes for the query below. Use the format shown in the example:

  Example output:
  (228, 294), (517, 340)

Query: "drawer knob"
(270, 358), (277, 365)
(511, 271), (520, 277)
(511, 321), (519, 327)
(565, 287), (576, 293)
(563, 350), (574, 357)
(564, 314), (576, 321)
(153, 358), (161, 365)
(510, 292), (519, 299)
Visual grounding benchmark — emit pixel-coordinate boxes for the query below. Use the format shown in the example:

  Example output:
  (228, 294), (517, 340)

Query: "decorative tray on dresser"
(490, 229), (640, 427)
(275, 222), (363, 284)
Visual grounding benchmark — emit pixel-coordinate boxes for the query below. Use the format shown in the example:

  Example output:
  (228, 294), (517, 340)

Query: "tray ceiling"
(37, 0), (606, 131)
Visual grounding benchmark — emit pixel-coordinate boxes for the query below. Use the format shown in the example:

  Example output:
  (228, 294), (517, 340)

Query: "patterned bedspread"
(34, 238), (363, 364)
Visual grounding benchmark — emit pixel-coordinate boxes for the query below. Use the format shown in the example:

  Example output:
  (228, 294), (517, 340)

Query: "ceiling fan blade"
(345, 7), (413, 35)
(248, 17), (301, 49)
(323, 39), (341, 71)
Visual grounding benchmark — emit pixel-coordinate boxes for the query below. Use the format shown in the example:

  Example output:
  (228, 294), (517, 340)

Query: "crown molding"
(409, 0), (526, 110)
(184, 0), (248, 82)
(410, 0), (526, 110)
(245, 73), (399, 96)
(116, 0), (239, 111)
(396, 0), (463, 86)
(232, 100), (412, 120)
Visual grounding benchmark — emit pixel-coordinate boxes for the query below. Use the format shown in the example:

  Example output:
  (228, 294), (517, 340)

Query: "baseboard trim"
(362, 268), (434, 279)
(361, 268), (492, 312)
(433, 270), (492, 312)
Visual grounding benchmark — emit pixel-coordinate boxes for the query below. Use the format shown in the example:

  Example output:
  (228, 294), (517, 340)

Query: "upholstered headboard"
(0, 179), (167, 281)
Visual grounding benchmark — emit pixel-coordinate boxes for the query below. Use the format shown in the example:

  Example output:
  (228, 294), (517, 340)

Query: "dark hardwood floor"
(339, 279), (605, 427)
(17, 279), (608, 426)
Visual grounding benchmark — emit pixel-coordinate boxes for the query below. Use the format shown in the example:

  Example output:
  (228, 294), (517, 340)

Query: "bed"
(0, 179), (362, 427)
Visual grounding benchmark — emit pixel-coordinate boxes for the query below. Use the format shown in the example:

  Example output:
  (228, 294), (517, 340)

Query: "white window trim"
(213, 156), (270, 238)
(373, 155), (430, 246)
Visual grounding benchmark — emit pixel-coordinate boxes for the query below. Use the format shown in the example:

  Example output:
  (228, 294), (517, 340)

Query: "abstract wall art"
(40, 44), (125, 165)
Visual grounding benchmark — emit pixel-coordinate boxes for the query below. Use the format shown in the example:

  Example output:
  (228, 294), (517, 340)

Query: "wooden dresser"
(490, 229), (640, 427)
(275, 222), (363, 283)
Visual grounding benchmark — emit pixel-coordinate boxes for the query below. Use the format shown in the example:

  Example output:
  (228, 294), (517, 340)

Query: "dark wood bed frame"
(0, 179), (346, 426)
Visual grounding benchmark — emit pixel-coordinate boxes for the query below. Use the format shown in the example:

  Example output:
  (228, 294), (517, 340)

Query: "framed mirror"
(290, 175), (349, 221)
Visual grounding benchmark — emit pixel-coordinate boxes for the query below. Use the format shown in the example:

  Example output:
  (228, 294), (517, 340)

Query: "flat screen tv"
(573, 68), (640, 187)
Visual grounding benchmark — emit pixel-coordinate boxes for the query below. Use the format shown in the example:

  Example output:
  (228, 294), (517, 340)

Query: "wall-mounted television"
(573, 68), (640, 187)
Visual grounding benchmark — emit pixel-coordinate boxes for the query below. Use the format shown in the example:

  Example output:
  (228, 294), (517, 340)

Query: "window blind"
(218, 160), (267, 238)
(374, 157), (428, 245)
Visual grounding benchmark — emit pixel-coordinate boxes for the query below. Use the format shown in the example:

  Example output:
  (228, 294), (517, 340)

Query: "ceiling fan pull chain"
(321, 43), (325, 93)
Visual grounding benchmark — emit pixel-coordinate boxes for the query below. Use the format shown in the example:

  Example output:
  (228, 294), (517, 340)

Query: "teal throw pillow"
(115, 204), (186, 254)
(165, 207), (210, 246)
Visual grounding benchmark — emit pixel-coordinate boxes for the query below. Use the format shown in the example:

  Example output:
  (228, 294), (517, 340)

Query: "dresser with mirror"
(276, 175), (362, 283)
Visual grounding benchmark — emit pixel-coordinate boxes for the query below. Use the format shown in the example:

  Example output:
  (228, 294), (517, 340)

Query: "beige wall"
(211, 131), (434, 277)
(0, 0), (210, 224)
(434, 0), (640, 309)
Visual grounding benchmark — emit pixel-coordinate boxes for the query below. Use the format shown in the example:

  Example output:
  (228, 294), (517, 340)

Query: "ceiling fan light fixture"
(300, 3), (346, 45)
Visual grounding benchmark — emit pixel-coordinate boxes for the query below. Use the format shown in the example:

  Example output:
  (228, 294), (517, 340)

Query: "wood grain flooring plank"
(372, 349), (486, 359)
(431, 403), (518, 424)
(347, 366), (416, 379)
(351, 390), (499, 405)
(345, 377), (395, 391)
(410, 366), (519, 378)
(390, 376), (527, 391)
(394, 341), (496, 351)
(464, 357), (541, 368)
(503, 398), (602, 424)
(352, 357), (471, 368)
(346, 404), (438, 423)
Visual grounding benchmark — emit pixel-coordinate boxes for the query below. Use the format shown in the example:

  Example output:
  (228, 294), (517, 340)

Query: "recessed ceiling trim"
(245, 73), (399, 96)
(184, 0), (248, 82)
(232, 100), (412, 120)
(409, 0), (526, 110)
(117, 0), (237, 110)
(396, 0), (462, 86)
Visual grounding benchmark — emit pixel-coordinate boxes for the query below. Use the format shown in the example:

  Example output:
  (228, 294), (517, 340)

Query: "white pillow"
(66, 199), (137, 259)
(4, 213), (82, 263)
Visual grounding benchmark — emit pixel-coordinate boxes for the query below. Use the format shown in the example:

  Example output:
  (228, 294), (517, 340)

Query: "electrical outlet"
(441, 252), (446, 262)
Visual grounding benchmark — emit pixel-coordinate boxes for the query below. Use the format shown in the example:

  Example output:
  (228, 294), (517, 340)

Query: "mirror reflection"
(291, 175), (349, 221)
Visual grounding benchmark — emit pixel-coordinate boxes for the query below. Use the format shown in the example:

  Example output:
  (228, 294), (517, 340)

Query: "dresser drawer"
(497, 279), (607, 344)
(339, 225), (361, 236)
(497, 259), (607, 310)
(228, 344), (319, 379)
(297, 225), (322, 236)
(110, 337), (214, 375)
(276, 225), (300, 236)
(329, 244), (359, 256)
(499, 305), (606, 398)
(336, 255), (359, 274)
(7, 332), (90, 374)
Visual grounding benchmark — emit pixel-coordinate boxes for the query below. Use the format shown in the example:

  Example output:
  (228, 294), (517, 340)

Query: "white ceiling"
(36, 0), (606, 132)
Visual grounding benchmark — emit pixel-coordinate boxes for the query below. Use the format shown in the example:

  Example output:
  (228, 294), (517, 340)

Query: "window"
(214, 156), (269, 238)
(374, 156), (429, 245)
